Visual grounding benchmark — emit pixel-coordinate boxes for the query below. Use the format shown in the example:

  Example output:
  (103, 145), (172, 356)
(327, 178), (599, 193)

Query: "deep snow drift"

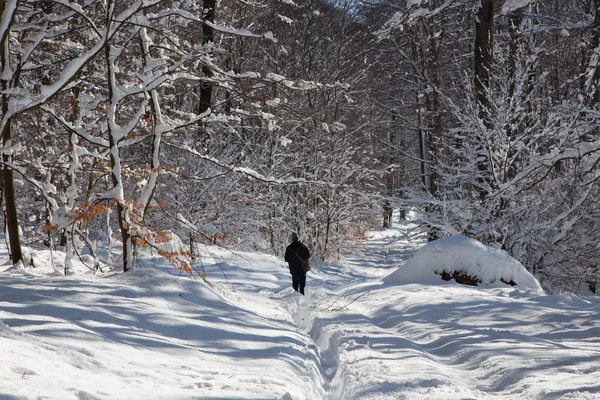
(1, 220), (600, 400)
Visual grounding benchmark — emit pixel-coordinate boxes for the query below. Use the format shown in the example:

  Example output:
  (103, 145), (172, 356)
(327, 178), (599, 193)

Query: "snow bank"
(385, 235), (543, 293)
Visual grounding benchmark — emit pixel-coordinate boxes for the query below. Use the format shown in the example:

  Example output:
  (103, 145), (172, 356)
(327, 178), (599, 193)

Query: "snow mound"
(385, 235), (543, 293)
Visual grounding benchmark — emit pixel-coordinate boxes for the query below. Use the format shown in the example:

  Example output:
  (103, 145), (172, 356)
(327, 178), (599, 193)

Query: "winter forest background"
(1, 0), (600, 296)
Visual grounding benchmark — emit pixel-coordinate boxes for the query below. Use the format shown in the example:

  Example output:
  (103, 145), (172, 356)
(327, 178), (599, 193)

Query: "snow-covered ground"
(1, 218), (600, 400)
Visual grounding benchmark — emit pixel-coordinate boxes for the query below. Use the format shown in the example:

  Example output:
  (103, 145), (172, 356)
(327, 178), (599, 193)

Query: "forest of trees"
(1, 0), (600, 294)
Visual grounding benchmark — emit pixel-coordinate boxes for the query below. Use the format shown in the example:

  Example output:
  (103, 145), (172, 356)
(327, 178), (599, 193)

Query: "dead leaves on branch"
(43, 198), (202, 278)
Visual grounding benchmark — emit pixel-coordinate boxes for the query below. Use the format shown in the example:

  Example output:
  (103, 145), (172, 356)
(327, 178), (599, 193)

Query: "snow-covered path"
(1, 222), (600, 399)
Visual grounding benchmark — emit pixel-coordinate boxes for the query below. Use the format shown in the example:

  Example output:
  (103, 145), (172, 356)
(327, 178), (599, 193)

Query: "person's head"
(291, 232), (299, 242)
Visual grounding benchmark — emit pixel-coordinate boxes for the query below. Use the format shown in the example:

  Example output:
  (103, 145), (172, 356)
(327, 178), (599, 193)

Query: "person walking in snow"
(284, 232), (311, 295)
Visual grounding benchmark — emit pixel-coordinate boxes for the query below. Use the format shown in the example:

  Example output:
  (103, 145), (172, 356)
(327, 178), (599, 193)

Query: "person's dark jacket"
(284, 240), (311, 275)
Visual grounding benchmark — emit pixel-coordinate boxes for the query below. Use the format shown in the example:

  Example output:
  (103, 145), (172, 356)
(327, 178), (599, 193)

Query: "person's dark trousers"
(292, 274), (306, 295)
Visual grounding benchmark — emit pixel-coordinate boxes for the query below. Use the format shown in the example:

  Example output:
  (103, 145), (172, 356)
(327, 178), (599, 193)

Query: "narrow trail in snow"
(306, 228), (507, 399)
(273, 222), (425, 399)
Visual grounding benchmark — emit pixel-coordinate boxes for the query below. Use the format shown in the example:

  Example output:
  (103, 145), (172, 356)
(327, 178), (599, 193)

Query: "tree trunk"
(383, 124), (395, 229)
(0, 4), (23, 264)
(382, 198), (392, 229)
(0, 120), (22, 264)
(505, 7), (534, 183)
(586, 0), (600, 107)
(474, 0), (494, 124)
(474, 0), (495, 200)
(105, 40), (133, 272)
(198, 0), (216, 115)
(138, 27), (163, 222)
(414, 17), (442, 241)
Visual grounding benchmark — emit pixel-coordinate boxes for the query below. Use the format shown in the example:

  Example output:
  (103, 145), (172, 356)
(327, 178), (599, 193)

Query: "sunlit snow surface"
(1, 218), (599, 399)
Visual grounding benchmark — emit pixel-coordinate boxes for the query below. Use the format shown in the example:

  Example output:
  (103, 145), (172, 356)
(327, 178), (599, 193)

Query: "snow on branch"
(375, 0), (455, 39)
(0, 159), (60, 215)
(143, 9), (277, 42)
(162, 141), (324, 185)
(51, 0), (102, 37)
(501, 0), (532, 15)
(41, 106), (110, 147)
(0, 1), (17, 58)
(507, 136), (600, 192)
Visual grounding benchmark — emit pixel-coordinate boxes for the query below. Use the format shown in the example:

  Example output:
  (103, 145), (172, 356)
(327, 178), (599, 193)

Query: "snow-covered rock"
(385, 235), (543, 293)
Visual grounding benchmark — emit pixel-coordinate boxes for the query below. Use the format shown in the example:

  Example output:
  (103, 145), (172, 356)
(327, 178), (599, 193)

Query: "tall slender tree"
(0, 0), (21, 263)
(474, 0), (495, 201)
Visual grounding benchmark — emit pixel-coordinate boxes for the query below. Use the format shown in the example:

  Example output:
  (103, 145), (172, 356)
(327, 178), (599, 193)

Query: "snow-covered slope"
(1, 221), (599, 399)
